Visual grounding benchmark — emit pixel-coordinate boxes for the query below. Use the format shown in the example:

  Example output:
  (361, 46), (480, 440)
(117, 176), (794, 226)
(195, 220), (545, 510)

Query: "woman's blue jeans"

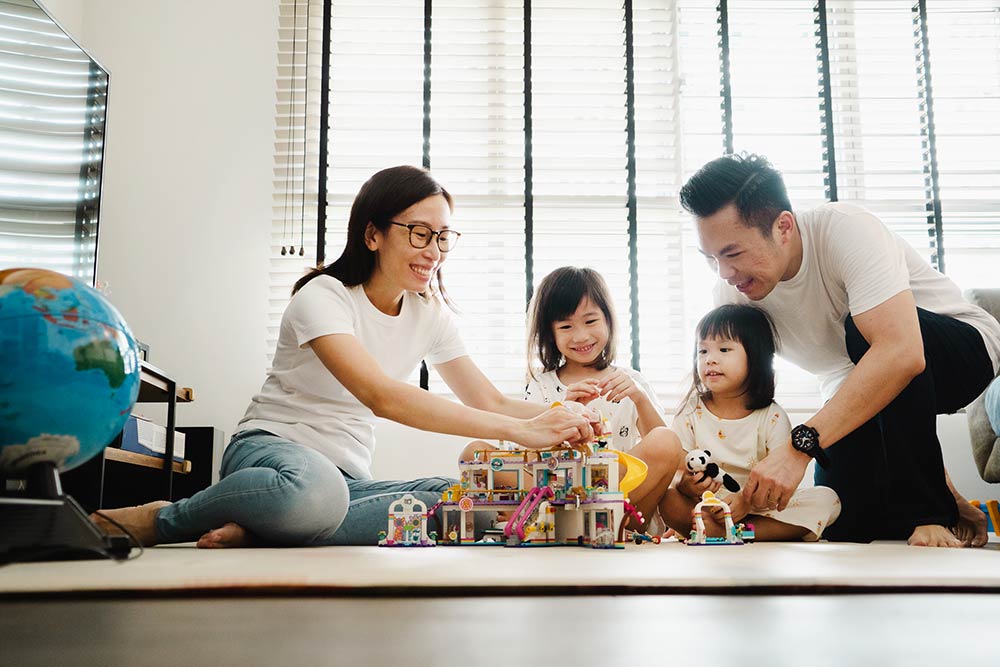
(154, 429), (477, 546)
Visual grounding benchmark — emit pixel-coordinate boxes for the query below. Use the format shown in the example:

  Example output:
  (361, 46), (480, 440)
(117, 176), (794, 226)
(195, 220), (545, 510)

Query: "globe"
(0, 268), (141, 474)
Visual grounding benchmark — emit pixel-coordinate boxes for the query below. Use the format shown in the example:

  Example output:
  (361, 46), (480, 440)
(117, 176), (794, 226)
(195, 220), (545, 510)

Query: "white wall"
(38, 0), (82, 39)
(41, 0), (279, 437)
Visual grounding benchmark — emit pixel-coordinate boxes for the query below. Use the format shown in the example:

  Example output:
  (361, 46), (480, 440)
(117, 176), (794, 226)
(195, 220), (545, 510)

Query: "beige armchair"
(964, 289), (1000, 483)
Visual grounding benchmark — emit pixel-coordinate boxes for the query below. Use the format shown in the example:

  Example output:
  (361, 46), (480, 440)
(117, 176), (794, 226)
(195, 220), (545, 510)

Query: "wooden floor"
(3, 593), (999, 666)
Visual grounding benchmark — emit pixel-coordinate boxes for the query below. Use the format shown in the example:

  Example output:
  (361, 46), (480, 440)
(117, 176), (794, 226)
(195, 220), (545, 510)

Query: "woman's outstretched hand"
(516, 406), (594, 449)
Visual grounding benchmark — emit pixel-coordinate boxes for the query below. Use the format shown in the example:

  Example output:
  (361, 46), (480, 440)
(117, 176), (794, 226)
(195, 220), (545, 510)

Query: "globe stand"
(0, 462), (132, 562)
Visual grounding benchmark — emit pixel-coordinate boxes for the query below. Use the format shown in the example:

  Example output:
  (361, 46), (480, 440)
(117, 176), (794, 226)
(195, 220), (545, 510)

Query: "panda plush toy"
(684, 449), (741, 493)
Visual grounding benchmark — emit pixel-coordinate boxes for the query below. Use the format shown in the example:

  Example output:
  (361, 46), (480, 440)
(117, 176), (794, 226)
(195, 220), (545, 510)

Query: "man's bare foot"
(90, 500), (170, 547)
(907, 524), (965, 548)
(197, 522), (256, 549)
(954, 501), (989, 547)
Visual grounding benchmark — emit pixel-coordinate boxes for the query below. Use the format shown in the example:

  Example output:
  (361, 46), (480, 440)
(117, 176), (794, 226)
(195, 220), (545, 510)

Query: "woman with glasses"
(94, 166), (593, 548)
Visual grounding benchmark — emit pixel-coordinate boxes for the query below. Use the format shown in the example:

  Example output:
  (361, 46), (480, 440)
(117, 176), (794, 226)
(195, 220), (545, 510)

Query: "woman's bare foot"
(907, 524), (964, 548)
(197, 522), (257, 549)
(90, 500), (170, 547)
(954, 501), (989, 547)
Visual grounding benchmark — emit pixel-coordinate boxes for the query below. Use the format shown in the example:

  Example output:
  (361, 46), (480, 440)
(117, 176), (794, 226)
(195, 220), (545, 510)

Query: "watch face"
(793, 425), (817, 452)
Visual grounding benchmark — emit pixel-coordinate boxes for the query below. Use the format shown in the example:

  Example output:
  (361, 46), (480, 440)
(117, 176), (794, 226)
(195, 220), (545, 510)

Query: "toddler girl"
(660, 304), (841, 541)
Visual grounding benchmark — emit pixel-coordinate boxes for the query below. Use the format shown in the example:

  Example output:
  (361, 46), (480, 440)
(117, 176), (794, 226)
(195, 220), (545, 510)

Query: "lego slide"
(504, 486), (555, 541)
(615, 450), (648, 499)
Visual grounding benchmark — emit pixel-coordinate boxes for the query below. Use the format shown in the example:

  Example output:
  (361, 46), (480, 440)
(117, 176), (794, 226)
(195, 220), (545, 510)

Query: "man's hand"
(742, 441), (810, 512)
(676, 470), (722, 500)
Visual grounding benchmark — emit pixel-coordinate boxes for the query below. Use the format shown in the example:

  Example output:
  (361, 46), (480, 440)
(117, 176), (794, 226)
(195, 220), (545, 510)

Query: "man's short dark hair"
(679, 153), (793, 237)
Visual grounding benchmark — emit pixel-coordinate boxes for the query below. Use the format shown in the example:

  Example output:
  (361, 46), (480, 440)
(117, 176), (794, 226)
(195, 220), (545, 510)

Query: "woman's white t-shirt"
(238, 275), (467, 480)
(522, 367), (665, 451)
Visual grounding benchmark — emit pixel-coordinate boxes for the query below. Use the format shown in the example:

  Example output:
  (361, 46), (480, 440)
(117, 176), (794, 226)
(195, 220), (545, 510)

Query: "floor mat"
(2, 541), (999, 597)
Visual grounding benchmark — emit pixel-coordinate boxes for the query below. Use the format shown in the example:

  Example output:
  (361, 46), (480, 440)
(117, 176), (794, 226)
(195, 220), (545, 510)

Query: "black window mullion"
(524, 0), (534, 306)
(718, 0), (734, 155)
(316, 0), (332, 266)
(423, 0), (432, 170)
(815, 0), (838, 202)
(914, 0), (945, 272)
(420, 0), (433, 390)
(624, 0), (640, 371)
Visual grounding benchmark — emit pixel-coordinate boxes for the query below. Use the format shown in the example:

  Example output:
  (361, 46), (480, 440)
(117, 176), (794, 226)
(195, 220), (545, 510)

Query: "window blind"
(270, 0), (321, 358)
(270, 0), (1000, 410)
(924, 0), (1000, 289)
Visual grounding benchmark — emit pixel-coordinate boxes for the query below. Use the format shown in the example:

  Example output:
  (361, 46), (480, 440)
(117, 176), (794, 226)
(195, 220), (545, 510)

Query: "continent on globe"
(74, 339), (127, 389)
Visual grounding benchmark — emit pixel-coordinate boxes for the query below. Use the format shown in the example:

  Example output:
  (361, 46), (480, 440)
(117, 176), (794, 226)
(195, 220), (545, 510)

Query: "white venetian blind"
(269, 0), (1000, 409)
(826, 0), (932, 261)
(423, 0), (527, 392)
(0, 1), (106, 284)
(634, 0), (687, 398)
(924, 0), (1000, 288)
(530, 0), (632, 384)
(728, 0), (828, 203)
(270, 0), (321, 358)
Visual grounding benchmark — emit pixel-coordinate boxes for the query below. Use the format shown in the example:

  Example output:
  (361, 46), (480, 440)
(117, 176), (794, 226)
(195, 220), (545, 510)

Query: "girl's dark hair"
(686, 304), (778, 411)
(528, 266), (617, 376)
(678, 153), (793, 238)
(292, 166), (454, 305)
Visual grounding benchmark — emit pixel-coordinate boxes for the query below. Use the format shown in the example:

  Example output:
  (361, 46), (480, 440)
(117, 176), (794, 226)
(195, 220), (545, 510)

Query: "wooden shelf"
(105, 448), (191, 474)
(138, 361), (194, 403)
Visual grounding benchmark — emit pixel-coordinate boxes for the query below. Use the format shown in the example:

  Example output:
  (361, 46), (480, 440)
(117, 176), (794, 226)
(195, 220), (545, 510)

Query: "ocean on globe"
(0, 268), (141, 474)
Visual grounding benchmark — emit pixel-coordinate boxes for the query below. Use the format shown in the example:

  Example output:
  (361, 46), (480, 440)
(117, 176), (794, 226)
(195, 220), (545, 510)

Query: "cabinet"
(60, 361), (223, 512)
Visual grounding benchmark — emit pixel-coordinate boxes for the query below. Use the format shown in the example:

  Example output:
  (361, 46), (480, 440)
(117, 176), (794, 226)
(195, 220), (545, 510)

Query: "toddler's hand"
(677, 470), (722, 500)
(721, 492), (749, 523)
(565, 379), (601, 405)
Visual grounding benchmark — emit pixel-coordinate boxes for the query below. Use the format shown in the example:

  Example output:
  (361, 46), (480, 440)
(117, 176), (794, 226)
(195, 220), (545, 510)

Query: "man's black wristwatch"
(791, 424), (830, 469)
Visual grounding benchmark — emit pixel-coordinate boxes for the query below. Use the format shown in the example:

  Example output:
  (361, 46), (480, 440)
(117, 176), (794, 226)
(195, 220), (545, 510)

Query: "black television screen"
(0, 0), (109, 286)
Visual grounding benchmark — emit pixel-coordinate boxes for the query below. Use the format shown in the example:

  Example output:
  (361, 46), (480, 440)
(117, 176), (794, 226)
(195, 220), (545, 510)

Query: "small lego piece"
(686, 490), (746, 546)
(969, 499), (1000, 537)
(378, 493), (436, 547)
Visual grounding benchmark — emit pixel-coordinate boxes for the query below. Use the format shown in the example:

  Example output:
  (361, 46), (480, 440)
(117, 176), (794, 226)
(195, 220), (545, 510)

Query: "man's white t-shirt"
(522, 367), (665, 451)
(715, 202), (1000, 402)
(239, 275), (467, 480)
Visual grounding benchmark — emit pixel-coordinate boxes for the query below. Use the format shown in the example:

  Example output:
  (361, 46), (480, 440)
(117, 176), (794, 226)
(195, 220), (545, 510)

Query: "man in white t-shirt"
(679, 153), (1000, 547)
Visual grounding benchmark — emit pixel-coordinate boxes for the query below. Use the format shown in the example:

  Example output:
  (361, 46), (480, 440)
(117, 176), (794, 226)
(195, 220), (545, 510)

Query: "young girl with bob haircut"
(96, 166), (593, 548)
(660, 304), (841, 541)
(462, 266), (683, 534)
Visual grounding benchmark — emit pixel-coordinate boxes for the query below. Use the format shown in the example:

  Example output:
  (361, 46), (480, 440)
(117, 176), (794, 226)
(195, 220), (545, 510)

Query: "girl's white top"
(522, 367), (665, 451)
(672, 396), (793, 486)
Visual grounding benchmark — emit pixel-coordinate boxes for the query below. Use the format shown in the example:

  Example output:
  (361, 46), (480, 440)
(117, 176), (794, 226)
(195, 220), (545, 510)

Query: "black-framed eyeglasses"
(387, 221), (461, 252)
